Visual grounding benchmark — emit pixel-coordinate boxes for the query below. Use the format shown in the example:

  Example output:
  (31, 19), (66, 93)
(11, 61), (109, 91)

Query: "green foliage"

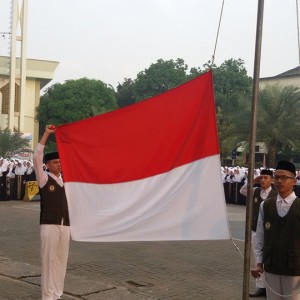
(212, 59), (253, 161)
(256, 85), (300, 167)
(134, 58), (189, 101)
(116, 78), (136, 108)
(221, 84), (300, 167)
(115, 58), (211, 106)
(36, 78), (118, 132)
(0, 128), (30, 158)
(213, 58), (252, 96)
(36, 78), (118, 152)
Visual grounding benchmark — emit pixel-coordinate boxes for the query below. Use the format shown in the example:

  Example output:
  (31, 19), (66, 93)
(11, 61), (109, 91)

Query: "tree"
(134, 58), (189, 101)
(212, 59), (253, 161)
(223, 84), (300, 167)
(256, 85), (300, 167)
(36, 78), (118, 152)
(37, 77), (118, 129)
(213, 58), (252, 97)
(116, 78), (136, 108)
(217, 94), (252, 164)
(0, 128), (30, 158)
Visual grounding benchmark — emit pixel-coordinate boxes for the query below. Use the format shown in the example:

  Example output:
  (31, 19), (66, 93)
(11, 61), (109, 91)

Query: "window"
(0, 83), (20, 114)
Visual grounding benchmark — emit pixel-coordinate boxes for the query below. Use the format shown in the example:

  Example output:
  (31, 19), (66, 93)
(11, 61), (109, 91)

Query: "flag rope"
(211, 0), (225, 67)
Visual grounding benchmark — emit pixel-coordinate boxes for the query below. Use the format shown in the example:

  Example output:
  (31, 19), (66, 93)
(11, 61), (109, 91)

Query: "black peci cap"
(260, 169), (273, 177)
(44, 152), (59, 163)
(276, 160), (296, 175)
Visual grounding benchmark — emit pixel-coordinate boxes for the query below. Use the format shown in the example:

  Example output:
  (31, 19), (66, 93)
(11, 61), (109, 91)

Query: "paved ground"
(0, 201), (261, 300)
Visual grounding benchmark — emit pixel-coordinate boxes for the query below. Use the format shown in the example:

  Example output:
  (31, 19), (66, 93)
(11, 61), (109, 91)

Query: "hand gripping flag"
(55, 70), (230, 242)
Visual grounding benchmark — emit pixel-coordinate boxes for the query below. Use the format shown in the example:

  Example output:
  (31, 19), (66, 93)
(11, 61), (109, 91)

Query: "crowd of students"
(0, 157), (36, 201)
(222, 166), (300, 204)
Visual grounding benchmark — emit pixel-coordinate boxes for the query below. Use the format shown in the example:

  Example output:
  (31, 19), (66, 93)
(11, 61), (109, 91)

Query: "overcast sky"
(0, 0), (299, 91)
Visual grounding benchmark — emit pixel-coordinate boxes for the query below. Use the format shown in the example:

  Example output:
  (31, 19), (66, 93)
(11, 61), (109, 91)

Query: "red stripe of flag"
(55, 70), (219, 184)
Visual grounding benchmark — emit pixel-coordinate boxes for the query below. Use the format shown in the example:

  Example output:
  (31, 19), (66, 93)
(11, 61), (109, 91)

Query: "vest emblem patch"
(49, 185), (55, 192)
(254, 197), (258, 203)
(265, 221), (271, 230)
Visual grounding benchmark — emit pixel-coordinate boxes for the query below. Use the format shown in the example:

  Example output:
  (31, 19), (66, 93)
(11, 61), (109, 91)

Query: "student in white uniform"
(33, 125), (70, 300)
(252, 161), (300, 300)
(240, 169), (276, 297)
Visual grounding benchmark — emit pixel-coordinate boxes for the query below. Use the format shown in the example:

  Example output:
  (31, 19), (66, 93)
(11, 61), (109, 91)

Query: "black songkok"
(44, 152), (59, 163)
(276, 160), (296, 175)
(260, 169), (273, 177)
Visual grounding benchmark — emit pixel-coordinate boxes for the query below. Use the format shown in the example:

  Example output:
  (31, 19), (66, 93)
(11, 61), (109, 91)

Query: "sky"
(0, 0), (299, 92)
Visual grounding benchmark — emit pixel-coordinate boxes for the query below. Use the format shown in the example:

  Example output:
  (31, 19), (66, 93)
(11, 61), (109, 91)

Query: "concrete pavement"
(0, 201), (259, 299)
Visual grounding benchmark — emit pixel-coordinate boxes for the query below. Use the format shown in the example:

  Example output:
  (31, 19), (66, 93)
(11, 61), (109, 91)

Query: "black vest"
(251, 188), (277, 231)
(263, 197), (300, 275)
(39, 175), (70, 226)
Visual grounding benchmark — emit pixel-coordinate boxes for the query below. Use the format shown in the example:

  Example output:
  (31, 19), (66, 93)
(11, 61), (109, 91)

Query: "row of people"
(0, 157), (36, 200)
(222, 166), (300, 205)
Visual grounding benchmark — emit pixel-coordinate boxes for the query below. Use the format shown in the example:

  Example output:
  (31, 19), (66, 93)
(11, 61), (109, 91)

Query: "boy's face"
(46, 159), (61, 175)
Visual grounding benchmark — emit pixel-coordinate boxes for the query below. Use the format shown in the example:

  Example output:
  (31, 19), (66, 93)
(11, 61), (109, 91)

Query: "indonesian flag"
(55, 70), (230, 242)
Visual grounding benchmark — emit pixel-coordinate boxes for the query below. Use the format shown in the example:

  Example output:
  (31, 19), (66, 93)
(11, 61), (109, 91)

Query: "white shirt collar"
(46, 171), (64, 186)
(277, 191), (296, 204)
(261, 186), (272, 194)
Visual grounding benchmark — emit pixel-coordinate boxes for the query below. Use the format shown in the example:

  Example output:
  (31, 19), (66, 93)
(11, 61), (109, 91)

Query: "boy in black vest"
(33, 125), (70, 300)
(240, 169), (276, 297)
(252, 161), (300, 300)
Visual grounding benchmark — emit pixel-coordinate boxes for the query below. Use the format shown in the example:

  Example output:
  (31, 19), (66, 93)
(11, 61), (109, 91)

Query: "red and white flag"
(55, 70), (230, 242)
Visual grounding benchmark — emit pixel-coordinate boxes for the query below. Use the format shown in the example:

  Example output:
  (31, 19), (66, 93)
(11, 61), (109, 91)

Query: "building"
(0, 56), (58, 150)
(259, 66), (300, 89)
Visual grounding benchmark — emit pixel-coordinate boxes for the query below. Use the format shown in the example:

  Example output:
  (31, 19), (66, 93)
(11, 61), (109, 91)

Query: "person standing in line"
(252, 161), (300, 300)
(240, 169), (277, 297)
(0, 157), (9, 200)
(33, 125), (70, 300)
(14, 160), (27, 200)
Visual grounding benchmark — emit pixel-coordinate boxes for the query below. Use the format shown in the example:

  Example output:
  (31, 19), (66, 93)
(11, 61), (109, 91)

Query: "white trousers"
(251, 230), (265, 288)
(265, 272), (300, 300)
(40, 224), (70, 300)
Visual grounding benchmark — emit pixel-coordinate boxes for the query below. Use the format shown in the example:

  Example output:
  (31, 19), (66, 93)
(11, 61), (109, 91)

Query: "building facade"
(0, 56), (58, 150)
(259, 66), (300, 89)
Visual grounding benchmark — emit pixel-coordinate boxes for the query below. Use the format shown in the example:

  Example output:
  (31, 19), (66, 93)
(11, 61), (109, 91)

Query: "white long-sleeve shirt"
(255, 191), (297, 263)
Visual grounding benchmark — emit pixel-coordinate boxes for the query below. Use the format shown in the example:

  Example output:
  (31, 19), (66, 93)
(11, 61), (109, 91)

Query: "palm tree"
(256, 84), (300, 167)
(219, 84), (300, 167)
(0, 128), (31, 158)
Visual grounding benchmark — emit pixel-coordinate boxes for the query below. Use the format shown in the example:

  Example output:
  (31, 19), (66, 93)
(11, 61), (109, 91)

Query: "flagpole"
(242, 1), (264, 299)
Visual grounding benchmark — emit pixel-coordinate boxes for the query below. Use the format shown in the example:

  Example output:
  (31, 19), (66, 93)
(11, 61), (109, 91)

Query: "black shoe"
(249, 288), (266, 297)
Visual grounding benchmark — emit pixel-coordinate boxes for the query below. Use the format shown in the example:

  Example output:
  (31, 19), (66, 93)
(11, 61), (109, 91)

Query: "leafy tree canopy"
(213, 58), (252, 97)
(36, 78), (118, 152)
(134, 58), (189, 101)
(116, 78), (136, 108)
(211, 59), (253, 160)
(37, 78), (117, 125)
